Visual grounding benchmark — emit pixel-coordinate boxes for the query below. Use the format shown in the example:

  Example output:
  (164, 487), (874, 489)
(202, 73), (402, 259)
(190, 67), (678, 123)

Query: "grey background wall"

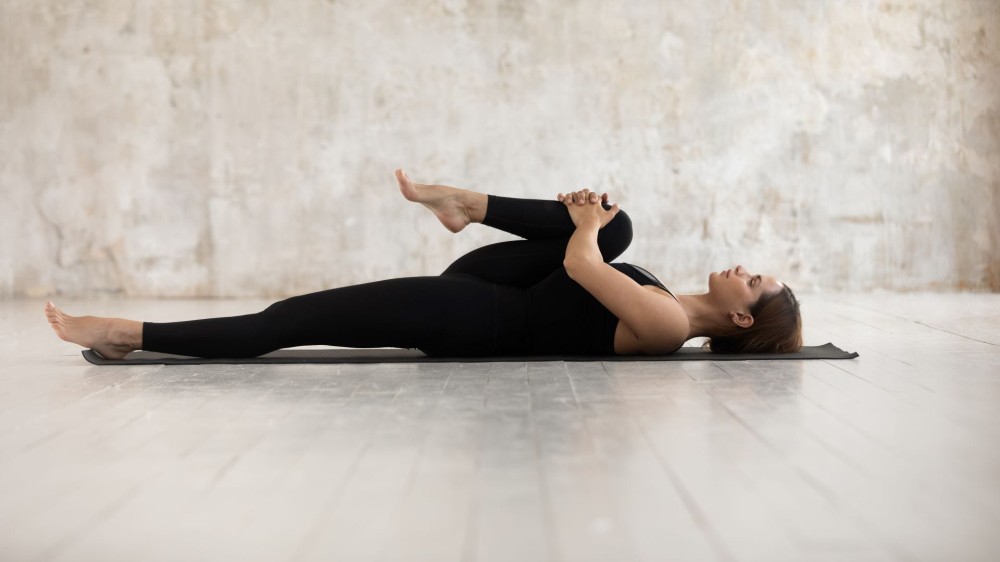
(2, 0), (998, 298)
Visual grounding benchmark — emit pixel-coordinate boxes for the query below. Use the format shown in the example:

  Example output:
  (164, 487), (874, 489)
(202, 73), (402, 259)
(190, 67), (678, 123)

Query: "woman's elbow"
(563, 254), (600, 280)
(563, 256), (582, 279)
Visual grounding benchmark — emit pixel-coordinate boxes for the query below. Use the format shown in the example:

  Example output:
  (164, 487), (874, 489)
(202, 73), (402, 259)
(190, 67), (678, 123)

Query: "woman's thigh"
(271, 276), (529, 355)
(443, 209), (633, 287)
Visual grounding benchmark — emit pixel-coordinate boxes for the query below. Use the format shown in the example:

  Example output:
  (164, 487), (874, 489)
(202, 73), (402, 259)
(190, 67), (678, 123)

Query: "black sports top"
(525, 262), (676, 356)
(618, 263), (677, 301)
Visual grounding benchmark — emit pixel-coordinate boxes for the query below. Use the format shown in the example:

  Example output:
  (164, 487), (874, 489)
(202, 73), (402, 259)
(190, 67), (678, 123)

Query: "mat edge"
(83, 345), (858, 365)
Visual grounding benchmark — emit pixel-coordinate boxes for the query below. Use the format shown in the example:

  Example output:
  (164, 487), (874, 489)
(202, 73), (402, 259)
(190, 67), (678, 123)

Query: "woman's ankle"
(115, 319), (143, 351)
(463, 191), (488, 223)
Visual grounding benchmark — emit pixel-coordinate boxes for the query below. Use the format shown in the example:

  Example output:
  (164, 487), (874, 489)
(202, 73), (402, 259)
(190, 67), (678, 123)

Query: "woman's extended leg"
(46, 276), (529, 359)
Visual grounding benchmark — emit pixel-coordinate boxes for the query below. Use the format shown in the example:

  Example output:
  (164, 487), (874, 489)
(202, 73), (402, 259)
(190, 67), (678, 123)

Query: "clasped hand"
(556, 189), (620, 229)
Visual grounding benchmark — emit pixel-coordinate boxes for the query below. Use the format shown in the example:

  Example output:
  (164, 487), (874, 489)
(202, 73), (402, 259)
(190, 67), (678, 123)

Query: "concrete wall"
(2, 0), (998, 297)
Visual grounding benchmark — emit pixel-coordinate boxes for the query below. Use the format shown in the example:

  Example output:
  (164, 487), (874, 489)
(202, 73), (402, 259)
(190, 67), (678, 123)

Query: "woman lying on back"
(45, 169), (801, 359)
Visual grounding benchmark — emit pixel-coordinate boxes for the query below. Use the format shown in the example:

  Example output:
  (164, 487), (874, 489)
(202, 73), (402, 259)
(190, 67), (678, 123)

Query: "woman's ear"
(729, 311), (754, 329)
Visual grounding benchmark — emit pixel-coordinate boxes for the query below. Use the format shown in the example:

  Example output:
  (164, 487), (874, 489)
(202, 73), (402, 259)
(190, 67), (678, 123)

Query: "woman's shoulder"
(615, 290), (688, 355)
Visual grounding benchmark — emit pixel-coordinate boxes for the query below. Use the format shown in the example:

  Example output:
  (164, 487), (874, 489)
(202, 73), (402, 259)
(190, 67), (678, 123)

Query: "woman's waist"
(525, 277), (618, 355)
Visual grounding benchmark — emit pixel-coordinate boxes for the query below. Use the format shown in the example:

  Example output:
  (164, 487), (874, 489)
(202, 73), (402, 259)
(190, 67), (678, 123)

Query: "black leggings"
(142, 196), (633, 358)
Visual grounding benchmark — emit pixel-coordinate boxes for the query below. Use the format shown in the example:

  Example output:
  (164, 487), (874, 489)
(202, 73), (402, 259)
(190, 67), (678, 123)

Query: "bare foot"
(395, 168), (474, 233)
(44, 302), (141, 360)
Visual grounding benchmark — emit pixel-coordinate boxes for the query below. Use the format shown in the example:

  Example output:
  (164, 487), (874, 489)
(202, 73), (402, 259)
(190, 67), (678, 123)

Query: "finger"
(601, 193), (610, 204)
(588, 192), (599, 204)
(557, 193), (565, 202)
(608, 202), (620, 218)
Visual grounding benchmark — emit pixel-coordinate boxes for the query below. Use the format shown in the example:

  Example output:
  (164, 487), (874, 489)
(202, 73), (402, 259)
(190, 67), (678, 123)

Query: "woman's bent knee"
(598, 209), (633, 260)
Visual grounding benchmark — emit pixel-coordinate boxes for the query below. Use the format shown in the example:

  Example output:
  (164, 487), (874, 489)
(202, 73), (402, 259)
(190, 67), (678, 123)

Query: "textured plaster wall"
(2, 0), (998, 298)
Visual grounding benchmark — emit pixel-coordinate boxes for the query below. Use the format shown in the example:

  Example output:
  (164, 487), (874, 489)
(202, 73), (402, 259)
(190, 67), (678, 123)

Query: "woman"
(45, 169), (802, 359)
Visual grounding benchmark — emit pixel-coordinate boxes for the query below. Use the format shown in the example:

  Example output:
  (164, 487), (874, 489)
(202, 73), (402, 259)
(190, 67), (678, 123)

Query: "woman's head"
(704, 265), (802, 353)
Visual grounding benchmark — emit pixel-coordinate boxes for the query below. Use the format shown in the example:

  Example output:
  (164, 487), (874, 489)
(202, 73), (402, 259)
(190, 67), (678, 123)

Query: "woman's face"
(708, 264), (784, 314)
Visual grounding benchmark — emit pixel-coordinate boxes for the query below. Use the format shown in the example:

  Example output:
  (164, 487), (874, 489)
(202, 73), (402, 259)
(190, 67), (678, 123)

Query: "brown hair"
(704, 284), (802, 354)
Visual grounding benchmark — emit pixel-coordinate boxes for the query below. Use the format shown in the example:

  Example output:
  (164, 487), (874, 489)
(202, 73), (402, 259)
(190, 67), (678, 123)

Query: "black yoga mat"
(82, 343), (858, 365)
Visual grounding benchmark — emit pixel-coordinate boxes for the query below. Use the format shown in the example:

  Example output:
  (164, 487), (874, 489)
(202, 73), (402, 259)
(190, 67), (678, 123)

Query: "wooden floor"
(2, 294), (999, 562)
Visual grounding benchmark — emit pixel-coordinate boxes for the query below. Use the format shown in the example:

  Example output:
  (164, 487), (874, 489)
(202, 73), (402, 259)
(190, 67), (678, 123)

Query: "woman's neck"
(675, 293), (731, 340)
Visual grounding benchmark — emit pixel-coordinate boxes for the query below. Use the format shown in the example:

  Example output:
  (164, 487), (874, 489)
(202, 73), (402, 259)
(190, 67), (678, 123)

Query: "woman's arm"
(561, 192), (687, 354)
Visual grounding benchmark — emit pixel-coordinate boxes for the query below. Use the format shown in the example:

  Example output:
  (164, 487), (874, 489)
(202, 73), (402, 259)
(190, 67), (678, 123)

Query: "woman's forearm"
(563, 220), (603, 278)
